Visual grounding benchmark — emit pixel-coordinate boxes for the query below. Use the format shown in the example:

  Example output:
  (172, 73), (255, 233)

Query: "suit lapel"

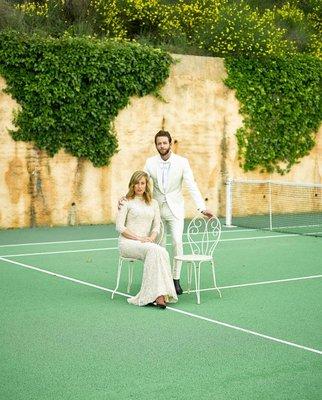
(156, 160), (165, 194)
(165, 160), (174, 193)
(164, 154), (177, 193)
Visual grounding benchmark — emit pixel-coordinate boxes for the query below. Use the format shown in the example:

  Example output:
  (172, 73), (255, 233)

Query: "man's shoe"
(173, 279), (183, 295)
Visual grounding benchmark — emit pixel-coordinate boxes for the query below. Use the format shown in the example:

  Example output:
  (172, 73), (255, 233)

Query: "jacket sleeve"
(182, 158), (206, 211)
(115, 201), (128, 233)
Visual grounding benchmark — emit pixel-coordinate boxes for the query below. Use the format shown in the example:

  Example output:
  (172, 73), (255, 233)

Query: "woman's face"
(134, 177), (146, 196)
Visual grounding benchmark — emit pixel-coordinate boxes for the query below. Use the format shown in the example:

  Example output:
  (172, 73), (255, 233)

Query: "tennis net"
(225, 179), (322, 237)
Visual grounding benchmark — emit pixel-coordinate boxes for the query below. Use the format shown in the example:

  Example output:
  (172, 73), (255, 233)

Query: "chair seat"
(174, 254), (212, 262)
(121, 257), (137, 262)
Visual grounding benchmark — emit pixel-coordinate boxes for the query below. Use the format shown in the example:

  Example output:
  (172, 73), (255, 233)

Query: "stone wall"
(0, 54), (321, 228)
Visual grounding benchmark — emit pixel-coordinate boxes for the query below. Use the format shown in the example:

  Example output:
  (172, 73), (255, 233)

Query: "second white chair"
(174, 216), (222, 304)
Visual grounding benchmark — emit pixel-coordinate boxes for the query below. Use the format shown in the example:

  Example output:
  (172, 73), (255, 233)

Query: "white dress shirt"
(160, 159), (171, 193)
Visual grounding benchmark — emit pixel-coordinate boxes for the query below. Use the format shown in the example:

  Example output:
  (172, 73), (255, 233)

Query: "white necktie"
(161, 161), (170, 192)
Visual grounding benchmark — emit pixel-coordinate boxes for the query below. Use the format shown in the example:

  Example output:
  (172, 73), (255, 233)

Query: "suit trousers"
(159, 202), (184, 280)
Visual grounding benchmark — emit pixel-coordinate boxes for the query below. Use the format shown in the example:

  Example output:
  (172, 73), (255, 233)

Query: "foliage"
(113, 0), (320, 58)
(0, 31), (173, 166)
(2, 1), (320, 58)
(1, 1), (321, 174)
(0, 0), (26, 31)
(115, 0), (295, 57)
(191, 0), (295, 57)
(225, 55), (322, 173)
(270, 2), (321, 57)
(85, 0), (126, 38)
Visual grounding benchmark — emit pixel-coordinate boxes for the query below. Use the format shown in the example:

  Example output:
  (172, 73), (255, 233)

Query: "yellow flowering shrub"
(87, 0), (126, 38)
(10, 0), (321, 58)
(117, 0), (181, 40)
(192, 0), (295, 56)
(15, 1), (50, 17)
(14, 0), (126, 38)
(271, 2), (321, 57)
(113, 0), (297, 56)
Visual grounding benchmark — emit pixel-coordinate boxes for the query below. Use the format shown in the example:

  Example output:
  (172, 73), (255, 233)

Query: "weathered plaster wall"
(0, 54), (321, 228)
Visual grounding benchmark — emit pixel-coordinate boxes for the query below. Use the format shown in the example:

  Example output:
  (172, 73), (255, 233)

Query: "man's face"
(155, 136), (171, 157)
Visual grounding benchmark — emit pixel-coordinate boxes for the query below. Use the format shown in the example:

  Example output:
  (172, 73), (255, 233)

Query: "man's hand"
(201, 209), (214, 219)
(117, 196), (127, 210)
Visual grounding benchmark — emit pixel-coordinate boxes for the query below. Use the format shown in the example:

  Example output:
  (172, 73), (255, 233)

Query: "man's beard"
(157, 147), (171, 157)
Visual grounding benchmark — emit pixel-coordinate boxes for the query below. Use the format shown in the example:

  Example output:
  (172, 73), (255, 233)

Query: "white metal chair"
(111, 220), (164, 299)
(174, 216), (222, 304)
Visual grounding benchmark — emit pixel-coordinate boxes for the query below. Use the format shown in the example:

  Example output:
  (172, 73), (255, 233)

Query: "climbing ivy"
(225, 55), (322, 174)
(1, 31), (321, 174)
(0, 31), (173, 166)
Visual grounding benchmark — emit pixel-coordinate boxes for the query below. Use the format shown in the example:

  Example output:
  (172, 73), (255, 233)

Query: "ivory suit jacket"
(144, 153), (206, 220)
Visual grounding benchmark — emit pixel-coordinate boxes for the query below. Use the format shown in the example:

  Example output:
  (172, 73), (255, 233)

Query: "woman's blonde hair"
(126, 171), (152, 204)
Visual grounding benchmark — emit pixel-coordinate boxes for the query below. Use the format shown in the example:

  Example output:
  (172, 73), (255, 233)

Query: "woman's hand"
(139, 236), (154, 243)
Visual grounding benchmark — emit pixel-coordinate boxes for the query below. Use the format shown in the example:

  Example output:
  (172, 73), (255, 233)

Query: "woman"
(116, 171), (177, 308)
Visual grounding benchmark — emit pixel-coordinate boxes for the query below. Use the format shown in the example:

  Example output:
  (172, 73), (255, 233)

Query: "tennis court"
(0, 223), (321, 399)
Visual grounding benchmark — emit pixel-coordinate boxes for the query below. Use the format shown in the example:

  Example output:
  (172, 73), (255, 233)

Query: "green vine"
(0, 31), (173, 167)
(225, 55), (322, 174)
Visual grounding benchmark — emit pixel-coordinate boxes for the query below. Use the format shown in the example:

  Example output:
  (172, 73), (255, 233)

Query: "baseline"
(0, 228), (297, 249)
(0, 233), (301, 258)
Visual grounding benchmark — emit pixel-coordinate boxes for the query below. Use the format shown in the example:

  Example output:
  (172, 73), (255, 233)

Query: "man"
(143, 130), (213, 295)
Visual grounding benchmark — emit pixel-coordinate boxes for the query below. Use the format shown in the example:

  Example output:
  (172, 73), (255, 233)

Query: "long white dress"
(116, 197), (178, 306)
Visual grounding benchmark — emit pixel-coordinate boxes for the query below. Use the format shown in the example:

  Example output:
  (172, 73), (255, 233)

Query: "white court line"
(0, 233), (301, 258)
(0, 256), (129, 298)
(0, 256), (321, 356)
(2, 247), (114, 258)
(0, 228), (266, 248)
(166, 307), (322, 355)
(0, 237), (117, 248)
(183, 275), (322, 294)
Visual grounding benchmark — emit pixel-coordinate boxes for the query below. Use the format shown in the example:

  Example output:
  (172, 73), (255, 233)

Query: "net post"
(226, 178), (232, 227)
(268, 180), (273, 230)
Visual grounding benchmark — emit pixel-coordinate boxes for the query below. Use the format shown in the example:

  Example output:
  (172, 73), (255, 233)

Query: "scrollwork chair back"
(187, 216), (221, 257)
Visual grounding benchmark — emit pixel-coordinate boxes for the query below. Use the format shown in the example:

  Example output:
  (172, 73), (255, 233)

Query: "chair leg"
(127, 262), (134, 293)
(211, 259), (222, 298)
(111, 258), (123, 299)
(193, 262), (201, 304)
(187, 262), (192, 294)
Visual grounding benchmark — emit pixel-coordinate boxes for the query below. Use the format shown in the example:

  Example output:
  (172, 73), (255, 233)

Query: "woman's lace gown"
(116, 197), (177, 306)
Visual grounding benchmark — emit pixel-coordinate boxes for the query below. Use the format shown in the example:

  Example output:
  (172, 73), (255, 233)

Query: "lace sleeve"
(115, 201), (128, 234)
(151, 200), (161, 234)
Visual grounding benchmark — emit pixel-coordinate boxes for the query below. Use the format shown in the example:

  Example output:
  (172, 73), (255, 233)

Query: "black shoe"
(173, 279), (183, 295)
(145, 302), (156, 307)
(156, 303), (166, 309)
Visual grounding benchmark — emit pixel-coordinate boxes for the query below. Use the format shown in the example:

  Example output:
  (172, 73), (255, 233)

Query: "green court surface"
(0, 224), (321, 400)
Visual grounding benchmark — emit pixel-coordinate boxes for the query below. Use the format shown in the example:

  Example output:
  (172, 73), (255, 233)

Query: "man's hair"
(154, 130), (172, 144)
